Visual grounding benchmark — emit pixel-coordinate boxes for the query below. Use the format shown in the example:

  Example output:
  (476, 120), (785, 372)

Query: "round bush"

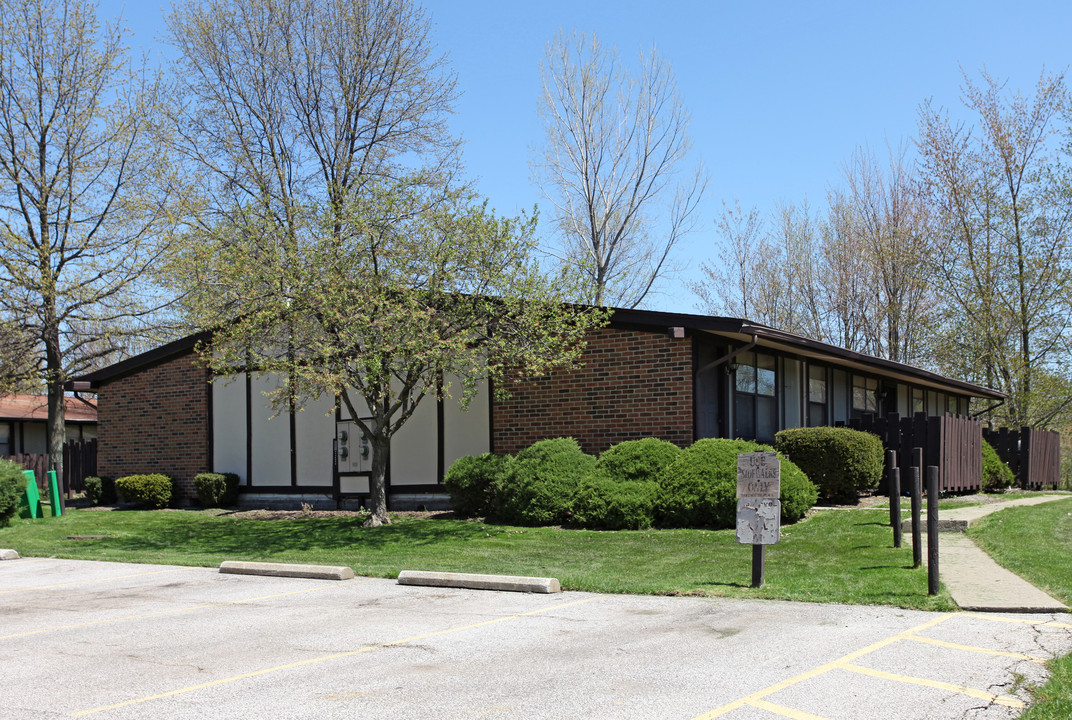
(0, 459), (24, 527)
(495, 438), (596, 526)
(84, 476), (103, 506)
(572, 473), (658, 530)
(115, 473), (174, 509)
(194, 472), (241, 508)
(773, 427), (883, 502)
(656, 438), (817, 528)
(596, 438), (683, 484)
(981, 440), (1015, 492)
(444, 453), (510, 517)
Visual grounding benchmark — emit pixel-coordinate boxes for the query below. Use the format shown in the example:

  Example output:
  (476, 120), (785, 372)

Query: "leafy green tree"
(167, 0), (606, 525)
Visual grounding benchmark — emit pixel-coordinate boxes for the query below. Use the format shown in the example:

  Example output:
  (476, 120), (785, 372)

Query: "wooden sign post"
(736, 452), (781, 588)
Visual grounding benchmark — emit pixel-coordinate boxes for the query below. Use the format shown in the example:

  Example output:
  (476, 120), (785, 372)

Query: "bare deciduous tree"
(692, 201), (824, 338)
(828, 144), (937, 364)
(0, 0), (174, 483)
(919, 68), (1072, 427)
(533, 30), (706, 308)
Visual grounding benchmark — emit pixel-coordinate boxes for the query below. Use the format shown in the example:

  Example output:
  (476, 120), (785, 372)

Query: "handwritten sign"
(736, 451), (781, 499)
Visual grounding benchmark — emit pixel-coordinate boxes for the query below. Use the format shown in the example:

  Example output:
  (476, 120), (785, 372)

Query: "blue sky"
(103, 0), (1072, 313)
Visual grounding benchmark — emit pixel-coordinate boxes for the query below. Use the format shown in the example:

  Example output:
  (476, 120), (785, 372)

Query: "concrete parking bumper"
(397, 569), (561, 593)
(219, 560), (354, 580)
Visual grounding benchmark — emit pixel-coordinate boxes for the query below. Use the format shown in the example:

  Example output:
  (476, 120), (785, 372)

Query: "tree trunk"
(364, 433), (391, 527)
(45, 328), (66, 512)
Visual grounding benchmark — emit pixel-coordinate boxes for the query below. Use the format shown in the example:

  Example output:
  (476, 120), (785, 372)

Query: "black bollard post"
(927, 465), (939, 595)
(891, 467), (902, 549)
(910, 447), (922, 569)
(886, 450), (896, 526)
(752, 544), (765, 588)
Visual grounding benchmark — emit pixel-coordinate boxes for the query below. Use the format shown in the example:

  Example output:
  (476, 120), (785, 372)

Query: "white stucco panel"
(442, 376), (490, 473)
(250, 373), (291, 487)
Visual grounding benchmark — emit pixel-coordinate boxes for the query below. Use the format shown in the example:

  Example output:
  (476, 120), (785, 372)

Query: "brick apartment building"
(73, 308), (1004, 507)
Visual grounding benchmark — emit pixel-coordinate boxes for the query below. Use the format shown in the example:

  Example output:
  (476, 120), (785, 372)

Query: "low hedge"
(981, 440), (1015, 492)
(774, 427), (884, 502)
(495, 438), (596, 526)
(194, 472), (241, 507)
(115, 473), (174, 509)
(595, 438), (682, 484)
(0, 459), (24, 527)
(656, 438), (817, 528)
(444, 453), (510, 517)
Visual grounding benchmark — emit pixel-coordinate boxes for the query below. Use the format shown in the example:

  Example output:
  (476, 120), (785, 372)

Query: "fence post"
(927, 465), (939, 596)
(911, 447), (923, 569)
(891, 466), (902, 549)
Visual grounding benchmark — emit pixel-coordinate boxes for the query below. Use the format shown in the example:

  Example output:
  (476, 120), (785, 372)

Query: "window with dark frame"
(734, 351), (777, 442)
(808, 364), (827, 426)
(851, 375), (879, 418)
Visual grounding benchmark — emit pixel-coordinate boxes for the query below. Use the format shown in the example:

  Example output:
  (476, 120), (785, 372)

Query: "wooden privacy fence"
(982, 426), (1061, 489)
(849, 412), (983, 493)
(2, 438), (97, 496)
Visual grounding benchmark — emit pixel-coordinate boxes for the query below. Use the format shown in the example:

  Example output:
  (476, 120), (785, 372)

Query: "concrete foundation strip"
(397, 570), (561, 594)
(0, 549), (20, 560)
(219, 561), (354, 581)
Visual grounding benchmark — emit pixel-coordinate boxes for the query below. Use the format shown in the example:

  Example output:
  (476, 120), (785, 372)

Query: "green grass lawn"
(0, 505), (953, 610)
(968, 497), (1072, 720)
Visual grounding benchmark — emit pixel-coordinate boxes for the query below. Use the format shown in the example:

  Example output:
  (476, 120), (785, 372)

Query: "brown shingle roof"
(0, 394), (97, 423)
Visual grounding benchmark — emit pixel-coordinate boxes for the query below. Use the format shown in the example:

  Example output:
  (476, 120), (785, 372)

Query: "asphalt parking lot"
(2, 558), (1070, 719)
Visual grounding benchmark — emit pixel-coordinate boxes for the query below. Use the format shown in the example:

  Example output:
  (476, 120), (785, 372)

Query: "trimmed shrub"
(84, 476), (103, 506)
(194, 472), (241, 508)
(982, 440), (1015, 492)
(572, 473), (658, 530)
(444, 453), (510, 517)
(596, 438), (683, 484)
(0, 459), (24, 527)
(495, 437), (596, 526)
(656, 438), (817, 528)
(115, 474), (174, 509)
(773, 427), (884, 502)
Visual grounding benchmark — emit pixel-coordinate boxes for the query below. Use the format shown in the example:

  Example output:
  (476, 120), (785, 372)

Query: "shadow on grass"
(79, 515), (500, 560)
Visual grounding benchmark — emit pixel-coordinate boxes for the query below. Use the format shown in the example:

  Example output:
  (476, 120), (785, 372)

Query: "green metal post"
(47, 470), (62, 517)
(19, 470), (40, 519)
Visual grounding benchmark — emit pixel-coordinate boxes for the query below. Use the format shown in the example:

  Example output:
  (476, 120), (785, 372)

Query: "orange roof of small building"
(0, 394), (97, 423)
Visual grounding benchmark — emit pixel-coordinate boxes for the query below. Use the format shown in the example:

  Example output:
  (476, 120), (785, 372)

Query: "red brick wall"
(97, 352), (210, 502)
(493, 327), (694, 455)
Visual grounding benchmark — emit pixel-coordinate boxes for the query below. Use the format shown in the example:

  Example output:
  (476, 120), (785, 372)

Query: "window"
(851, 375), (879, 417)
(808, 364), (827, 426)
(0, 424), (9, 455)
(947, 395), (958, 415)
(734, 351), (777, 442)
(911, 388), (925, 415)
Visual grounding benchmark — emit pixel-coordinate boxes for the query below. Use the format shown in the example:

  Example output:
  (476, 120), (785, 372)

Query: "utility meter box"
(335, 420), (372, 475)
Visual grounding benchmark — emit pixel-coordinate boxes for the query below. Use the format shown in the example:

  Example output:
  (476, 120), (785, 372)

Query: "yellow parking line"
(72, 595), (599, 717)
(1, 579), (373, 640)
(0, 568), (184, 594)
(837, 662), (1025, 708)
(905, 635), (1047, 662)
(748, 698), (830, 720)
(692, 614), (957, 719)
(961, 612), (1072, 630)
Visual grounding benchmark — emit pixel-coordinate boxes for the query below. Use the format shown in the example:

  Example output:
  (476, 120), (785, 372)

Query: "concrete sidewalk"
(908, 494), (1070, 613)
